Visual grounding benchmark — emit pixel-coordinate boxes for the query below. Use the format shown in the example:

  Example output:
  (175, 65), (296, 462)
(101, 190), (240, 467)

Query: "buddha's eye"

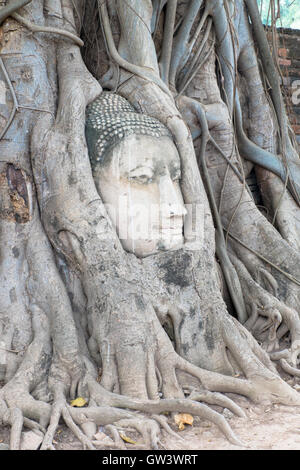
(129, 175), (152, 184)
(141, 175), (151, 182)
(128, 168), (154, 184)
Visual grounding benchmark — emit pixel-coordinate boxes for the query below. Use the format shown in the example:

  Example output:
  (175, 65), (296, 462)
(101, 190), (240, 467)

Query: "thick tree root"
(0, 0), (31, 25)
(2, 306), (300, 450)
(0, 395), (51, 450)
(114, 418), (161, 449)
(72, 396), (245, 447)
(152, 414), (185, 441)
(104, 424), (126, 449)
(279, 360), (300, 378)
(230, 253), (300, 368)
(2, 0), (300, 452)
(187, 390), (246, 418)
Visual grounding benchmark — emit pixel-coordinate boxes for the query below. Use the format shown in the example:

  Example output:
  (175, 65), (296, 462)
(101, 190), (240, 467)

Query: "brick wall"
(266, 28), (300, 144)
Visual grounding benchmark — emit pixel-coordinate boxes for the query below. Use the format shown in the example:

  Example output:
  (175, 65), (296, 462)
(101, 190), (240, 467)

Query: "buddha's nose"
(159, 174), (187, 217)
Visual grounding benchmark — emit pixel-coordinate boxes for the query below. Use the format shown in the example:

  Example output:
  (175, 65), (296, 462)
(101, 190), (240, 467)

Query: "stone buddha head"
(86, 92), (187, 258)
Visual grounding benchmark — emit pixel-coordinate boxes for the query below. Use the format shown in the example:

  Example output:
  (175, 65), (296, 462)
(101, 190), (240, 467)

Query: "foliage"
(258, 0), (300, 29)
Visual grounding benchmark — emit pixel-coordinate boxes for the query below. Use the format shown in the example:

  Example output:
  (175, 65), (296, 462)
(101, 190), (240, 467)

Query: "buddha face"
(93, 134), (187, 257)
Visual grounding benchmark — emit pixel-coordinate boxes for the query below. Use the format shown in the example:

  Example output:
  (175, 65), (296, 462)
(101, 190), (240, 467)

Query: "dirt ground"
(1, 391), (300, 450)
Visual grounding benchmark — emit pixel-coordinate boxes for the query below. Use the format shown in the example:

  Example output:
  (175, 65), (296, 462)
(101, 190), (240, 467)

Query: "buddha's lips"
(147, 227), (183, 236)
(152, 217), (184, 233)
(160, 229), (183, 235)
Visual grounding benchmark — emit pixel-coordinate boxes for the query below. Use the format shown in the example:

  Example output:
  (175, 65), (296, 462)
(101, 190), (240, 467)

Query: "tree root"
(2, 0), (300, 454)
(2, 329), (300, 451)
(61, 406), (96, 450)
(175, 94), (248, 324)
(0, 0), (31, 25)
(98, 0), (172, 98)
(114, 418), (161, 449)
(40, 388), (70, 450)
(77, 390), (246, 447)
(279, 359), (300, 378)
(12, 12), (84, 47)
(0, 394), (51, 450)
(230, 252), (300, 368)
(187, 390), (246, 418)
(104, 424), (126, 449)
(152, 414), (184, 441)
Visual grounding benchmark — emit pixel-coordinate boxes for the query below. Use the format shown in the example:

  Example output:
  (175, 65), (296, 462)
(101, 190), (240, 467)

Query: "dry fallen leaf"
(174, 413), (194, 431)
(120, 433), (137, 444)
(70, 397), (87, 407)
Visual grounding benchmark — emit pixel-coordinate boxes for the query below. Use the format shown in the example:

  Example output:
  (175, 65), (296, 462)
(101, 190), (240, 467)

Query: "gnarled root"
(79, 379), (245, 447)
(2, 303), (300, 450)
(0, 390), (51, 450)
(230, 252), (300, 369)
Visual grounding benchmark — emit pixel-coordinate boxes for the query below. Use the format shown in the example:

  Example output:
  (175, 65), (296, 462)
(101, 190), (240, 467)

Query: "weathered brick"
(267, 28), (300, 136)
(278, 58), (291, 66)
(278, 47), (289, 58)
(292, 125), (300, 134)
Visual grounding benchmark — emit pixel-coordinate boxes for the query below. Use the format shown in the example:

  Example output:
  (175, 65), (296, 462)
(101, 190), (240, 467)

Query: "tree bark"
(1, 0), (300, 450)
